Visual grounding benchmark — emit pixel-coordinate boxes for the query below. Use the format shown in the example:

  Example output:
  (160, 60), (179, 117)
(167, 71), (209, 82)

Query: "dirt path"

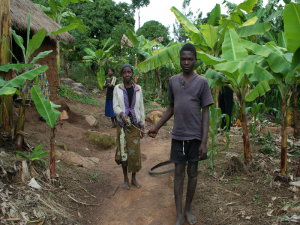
(91, 137), (177, 225)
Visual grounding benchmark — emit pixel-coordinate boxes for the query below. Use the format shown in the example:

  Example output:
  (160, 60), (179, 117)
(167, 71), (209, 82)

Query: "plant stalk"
(293, 83), (298, 138)
(50, 127), (56, 179)
(281, 100), (288, 175)
(239, 98), (251, 163)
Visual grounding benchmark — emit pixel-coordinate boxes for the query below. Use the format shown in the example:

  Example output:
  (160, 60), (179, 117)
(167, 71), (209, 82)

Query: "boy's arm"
(147, 103), (174, 138)
(199, 106), (209, 160)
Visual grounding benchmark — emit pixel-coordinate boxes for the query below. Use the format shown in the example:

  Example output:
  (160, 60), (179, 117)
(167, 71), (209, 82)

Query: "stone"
(71, 83), (90, 97)
(146, 111), (164, 124)
(84, 115), (97, 126)
(55, 150), (95, 169)
(86, 157), (100, 164)
(149, 101), (160, 107)
(73, 90), (84, 98)
(84, 132), (115, 149)
(60, 78), (76, 86)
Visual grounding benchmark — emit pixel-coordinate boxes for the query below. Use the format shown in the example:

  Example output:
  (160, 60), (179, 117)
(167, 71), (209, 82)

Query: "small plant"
(249, 103), (265, 146)
(252, 194), (261, 205)
(281, 201), (296, 208)
(90, 171), (101, 180)
(206, 104), (230, 169)
(16, 144), (48, 167)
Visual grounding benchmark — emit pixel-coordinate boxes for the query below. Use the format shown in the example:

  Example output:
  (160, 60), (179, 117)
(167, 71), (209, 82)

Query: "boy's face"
(122, 67), (133, 82)
(108, 69), (113, 76)
(180, 51), (196, 73)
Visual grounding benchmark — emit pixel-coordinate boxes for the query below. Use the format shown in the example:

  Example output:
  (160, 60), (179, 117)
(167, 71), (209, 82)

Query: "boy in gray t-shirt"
(148, 43), (213, 225)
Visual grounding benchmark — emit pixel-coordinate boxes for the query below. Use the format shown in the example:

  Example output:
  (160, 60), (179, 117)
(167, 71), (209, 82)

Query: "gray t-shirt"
(168, 74), (214, 141)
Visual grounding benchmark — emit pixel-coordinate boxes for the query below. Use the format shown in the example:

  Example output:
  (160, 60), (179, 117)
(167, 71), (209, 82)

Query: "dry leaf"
(245, 216), (252, 220)
(267, 210), (273, 216)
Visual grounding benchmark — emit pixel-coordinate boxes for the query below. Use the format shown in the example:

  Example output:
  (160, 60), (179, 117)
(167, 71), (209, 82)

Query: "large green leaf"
(253, 65), (275, 81)
(0, 65), (48, 88)
(237, 23), (271, 37)
(265, 9), (283, 22)
(26, 28), (46, 59)
(245, 80), (271, 102)
(238, 0), (258, 13)
(126, 30), (139, 48)
(266, 52), (291, 75)
(0, 87), (19, 97)
(215, 61), (254, 74)
(47, 23), (78, 35)
(83, 48), (95, 57)
(197, 52), (225, 65)
(243, 55), (264, 64)
(265, 42), (285, 55)
(95, 49), (104, 59)
(11, 30), (25, 54)
(200, 25), (218, 50)
(31, 50), (53, 64)
(138, 44), (183, 73)
(222, 29), (247, 62)
(283, 3), (300, 53)
(97, 67), (105, 90)
(286, 47), (300, 83)
(204, 69), (228, 88)
(207, 4), (221, 26)
(0, 64), (33, 72)
(31, 85), (61, 128)
(171, 7), (204, 45)
(278, 31), (287, 48)
(240, 39), (272, 57)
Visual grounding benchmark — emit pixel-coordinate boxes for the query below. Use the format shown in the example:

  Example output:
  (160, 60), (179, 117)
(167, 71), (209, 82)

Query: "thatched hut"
(10, 0), (75, 100)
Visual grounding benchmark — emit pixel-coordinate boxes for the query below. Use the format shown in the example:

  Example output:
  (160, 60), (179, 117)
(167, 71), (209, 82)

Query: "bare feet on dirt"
(122, 181), (130, 189)
(131, 179), (142, 188)
(185, 209), (197, 224)
(175, 214), (184, 225)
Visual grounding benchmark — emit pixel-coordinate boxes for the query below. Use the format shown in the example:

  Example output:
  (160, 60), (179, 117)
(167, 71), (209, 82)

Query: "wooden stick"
(67, 195), (99, 206)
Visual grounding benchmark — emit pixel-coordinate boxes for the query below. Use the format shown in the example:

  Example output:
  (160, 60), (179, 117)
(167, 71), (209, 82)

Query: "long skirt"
(115, 125), (141, 173)
(105, 99), (116, 117)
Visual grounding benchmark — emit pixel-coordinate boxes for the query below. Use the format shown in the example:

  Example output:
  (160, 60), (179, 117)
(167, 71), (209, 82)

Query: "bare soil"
(1, 90), (300, 225)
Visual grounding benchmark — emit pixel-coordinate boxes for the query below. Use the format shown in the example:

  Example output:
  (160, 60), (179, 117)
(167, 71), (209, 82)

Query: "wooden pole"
(0, 0), (13, 133)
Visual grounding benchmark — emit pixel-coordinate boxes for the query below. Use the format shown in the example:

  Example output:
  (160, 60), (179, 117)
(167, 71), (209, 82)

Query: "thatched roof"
(10, 0), (76, 43)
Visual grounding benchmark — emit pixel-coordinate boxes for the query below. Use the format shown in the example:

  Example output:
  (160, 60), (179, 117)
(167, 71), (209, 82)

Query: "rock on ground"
(60, 78), (76, 86)
(55, 150), (97, 169)
(71, 83), (90, 97)
(146, 111), (164, 124)
(84, 115), (97, 126)
(84, 131), (115, 149)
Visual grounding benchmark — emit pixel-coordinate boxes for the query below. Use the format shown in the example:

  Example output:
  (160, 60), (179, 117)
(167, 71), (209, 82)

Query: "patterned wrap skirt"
(17, 64), (50, 101)
(115, 124), (141, 173)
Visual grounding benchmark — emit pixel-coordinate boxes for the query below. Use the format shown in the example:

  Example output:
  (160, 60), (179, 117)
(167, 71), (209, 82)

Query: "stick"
(67, 195), (99, 206)
(218, 187), (240, 196)
(79, 186), (96, 198)
(111, 185), (119, 197)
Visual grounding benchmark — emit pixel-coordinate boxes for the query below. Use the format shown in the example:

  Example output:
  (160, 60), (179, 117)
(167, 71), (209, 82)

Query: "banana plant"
(31, 83), (61, 179)
(203, 29), (275, 163)
(83, 38), (114, 90)
(238, 2), (300, 174)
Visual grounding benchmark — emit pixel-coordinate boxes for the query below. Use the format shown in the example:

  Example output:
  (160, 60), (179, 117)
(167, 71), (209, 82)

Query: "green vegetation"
(16, 144), (49, 167)
(58, 85), (104, 106)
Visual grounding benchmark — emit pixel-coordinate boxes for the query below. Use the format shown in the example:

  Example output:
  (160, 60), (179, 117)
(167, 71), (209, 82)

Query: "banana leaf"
(0, 64), (33, 72)
(222, 29), (247, 62)
(26, 28), (46, 59)
(207, 4), (221, 26)
(237, 23), (271, 37)
(31, 85), (61, 128)
(245, 80), (271, 102)
(31, 50), (53, 64)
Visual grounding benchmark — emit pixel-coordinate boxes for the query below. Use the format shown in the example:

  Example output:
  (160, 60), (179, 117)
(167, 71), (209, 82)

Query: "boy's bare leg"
(131, 172), (142, 188)
(122, 166), (129, 189)
(111, 117), (116, 128)
(185, 161), (198, 224)
(174, 163), (186, 225)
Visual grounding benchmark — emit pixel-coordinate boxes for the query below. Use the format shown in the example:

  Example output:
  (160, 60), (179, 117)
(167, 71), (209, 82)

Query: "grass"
(58, 85), (104, 107)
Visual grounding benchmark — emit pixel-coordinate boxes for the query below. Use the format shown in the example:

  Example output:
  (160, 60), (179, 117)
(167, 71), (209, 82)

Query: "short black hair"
(180, 43), (197, 59)
(121, 64), (134, 75)
(108, 68), (115, 73)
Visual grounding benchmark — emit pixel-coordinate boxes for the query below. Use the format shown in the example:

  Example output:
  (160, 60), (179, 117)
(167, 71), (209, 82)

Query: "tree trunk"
(281, 100), (288, 175)
(15, 100), (25, 149)
(50, 127), (55, 179)
(143, 73), (146, 90)
(293, 83), (298, 138)
(0, 0), (12, 133)
(155, 69), (158, 99)
(56, 40), (60, 74)
(239, 98), (251, 162)
(296, 158), (300, 177)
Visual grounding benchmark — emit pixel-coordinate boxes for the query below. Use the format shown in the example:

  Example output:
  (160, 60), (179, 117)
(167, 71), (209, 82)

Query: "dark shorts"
(170, 139), (201, 164)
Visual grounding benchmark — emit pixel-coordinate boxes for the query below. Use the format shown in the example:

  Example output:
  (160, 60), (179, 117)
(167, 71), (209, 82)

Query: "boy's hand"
(140, 127), (144, 139)
(147, 126), (159, 138)
(199, 142), (208, 161)
(121, 113), (128, 124)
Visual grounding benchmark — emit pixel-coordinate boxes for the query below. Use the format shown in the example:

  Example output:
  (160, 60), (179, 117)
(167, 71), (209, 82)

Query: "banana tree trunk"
(155, 69), (158, 99)
(50, 127), (55, 179)
(293, 83), (298, 138)
(56, 40), (60, 75)
(239, 98), (251, 162)
(15, 98), (25, 149)
(296, 158), (300, 177)
(281, 100), (288, 175)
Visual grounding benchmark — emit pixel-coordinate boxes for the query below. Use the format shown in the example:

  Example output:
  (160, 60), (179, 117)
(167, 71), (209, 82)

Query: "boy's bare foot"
(185, 209), (197, 224)
(122, 181), (130, 190)
(131, 179), (142, 188)
(175, 215), (184, 225)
